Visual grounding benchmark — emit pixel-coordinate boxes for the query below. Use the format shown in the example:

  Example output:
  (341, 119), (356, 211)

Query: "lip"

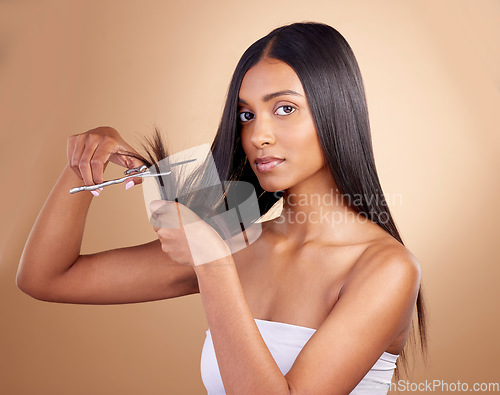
(254, 156), (285, 173)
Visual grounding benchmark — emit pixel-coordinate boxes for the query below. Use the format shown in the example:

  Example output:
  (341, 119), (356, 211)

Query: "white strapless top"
(200, 318), (398, 394)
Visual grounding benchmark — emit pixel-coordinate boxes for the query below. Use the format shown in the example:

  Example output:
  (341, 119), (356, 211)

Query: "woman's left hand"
(150, 200), (231, 267)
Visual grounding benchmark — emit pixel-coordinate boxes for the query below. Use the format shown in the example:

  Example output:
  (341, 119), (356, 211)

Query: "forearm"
(17, 164), (93, 291)
(195, 258), (290, 394)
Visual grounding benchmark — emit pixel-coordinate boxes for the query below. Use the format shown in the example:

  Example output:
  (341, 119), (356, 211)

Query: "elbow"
(16, 272), (37, 299)
(16, 267), (50, 302)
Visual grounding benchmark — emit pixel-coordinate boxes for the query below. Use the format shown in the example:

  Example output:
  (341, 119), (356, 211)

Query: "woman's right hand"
(18, 126), (199, 305)
(67, 126), (144, 188)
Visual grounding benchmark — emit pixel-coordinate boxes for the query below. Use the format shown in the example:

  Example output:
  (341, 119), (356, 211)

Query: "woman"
(18, 22), (426, 394)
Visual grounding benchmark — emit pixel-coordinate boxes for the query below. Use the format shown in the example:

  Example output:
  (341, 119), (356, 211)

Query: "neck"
(271, 166), (361, 246)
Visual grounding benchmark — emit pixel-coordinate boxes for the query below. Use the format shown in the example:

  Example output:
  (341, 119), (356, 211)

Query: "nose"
(249, 115), (275, 148)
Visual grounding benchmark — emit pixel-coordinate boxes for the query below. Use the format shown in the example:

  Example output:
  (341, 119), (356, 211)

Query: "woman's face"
(238, 58), (327, 193)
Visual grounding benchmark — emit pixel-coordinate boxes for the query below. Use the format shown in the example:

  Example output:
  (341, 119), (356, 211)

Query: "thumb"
(150, 200), (168, 214)
(149, 200), (181, 231)
(123, 157), (148, 189)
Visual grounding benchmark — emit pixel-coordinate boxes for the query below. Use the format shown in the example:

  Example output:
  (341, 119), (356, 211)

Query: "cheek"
(240, 129), (252, 156)
(288, 129), (325, 174)
(284, 118), (320, 153)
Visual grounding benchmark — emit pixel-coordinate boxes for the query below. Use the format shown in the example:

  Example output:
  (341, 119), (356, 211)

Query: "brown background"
(1, 0), (498, 394)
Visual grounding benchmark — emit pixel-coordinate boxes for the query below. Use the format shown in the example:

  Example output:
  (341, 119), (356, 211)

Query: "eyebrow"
(238, 90), (303, 105)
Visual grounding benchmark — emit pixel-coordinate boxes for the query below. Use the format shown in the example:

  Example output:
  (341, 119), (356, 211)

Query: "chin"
(257, 179), (289, 194)
(262, 186), (282, 193)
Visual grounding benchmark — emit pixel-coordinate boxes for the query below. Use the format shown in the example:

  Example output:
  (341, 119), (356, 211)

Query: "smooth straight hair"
(213, 22), (426, 378)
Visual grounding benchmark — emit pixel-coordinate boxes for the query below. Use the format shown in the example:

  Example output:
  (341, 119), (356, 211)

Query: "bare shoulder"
(359, 237), (420, 274)
(285, 234), (422, 392)
(341, 235), (421, 301)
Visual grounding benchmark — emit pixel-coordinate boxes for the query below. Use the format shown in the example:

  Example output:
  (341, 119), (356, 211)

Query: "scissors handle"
(69, 175), (133, 194)
(69, 171), (173, 194)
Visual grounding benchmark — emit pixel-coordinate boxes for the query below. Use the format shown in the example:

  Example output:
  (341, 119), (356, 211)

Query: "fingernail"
(91, 190), (100, 197)
(99, 188), (103, 191)
(125, 180), (134, 190)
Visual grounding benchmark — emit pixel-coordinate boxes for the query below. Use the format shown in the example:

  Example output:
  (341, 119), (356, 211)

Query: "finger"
(121, 160), (145, 187)
(90, 141), (116, 184)
(150, 200), (181, 230)
(150, 200), (168, 231)
(150, 199), (168, 214)
(124, 177), (143, 189)
(110, 148), (145, 187)
(114, 150), (143, 169)
(176, 201), (184, 229)
(78, 134), (101, 187)
(155, 227), (178, 244)
(153, 217), (179, 232)
(67, 134), (77, 168)
(68, 134), (85, 180)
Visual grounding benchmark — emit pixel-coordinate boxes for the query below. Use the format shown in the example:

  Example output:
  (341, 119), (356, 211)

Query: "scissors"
(69, 158), (196, 194)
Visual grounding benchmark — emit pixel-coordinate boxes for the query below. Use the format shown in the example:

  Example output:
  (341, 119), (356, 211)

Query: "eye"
(239, 112), (254, 123)
(275, 105), (296, 116)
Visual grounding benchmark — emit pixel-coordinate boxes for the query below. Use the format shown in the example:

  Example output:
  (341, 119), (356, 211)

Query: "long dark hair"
(137, 22), (426, 379)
